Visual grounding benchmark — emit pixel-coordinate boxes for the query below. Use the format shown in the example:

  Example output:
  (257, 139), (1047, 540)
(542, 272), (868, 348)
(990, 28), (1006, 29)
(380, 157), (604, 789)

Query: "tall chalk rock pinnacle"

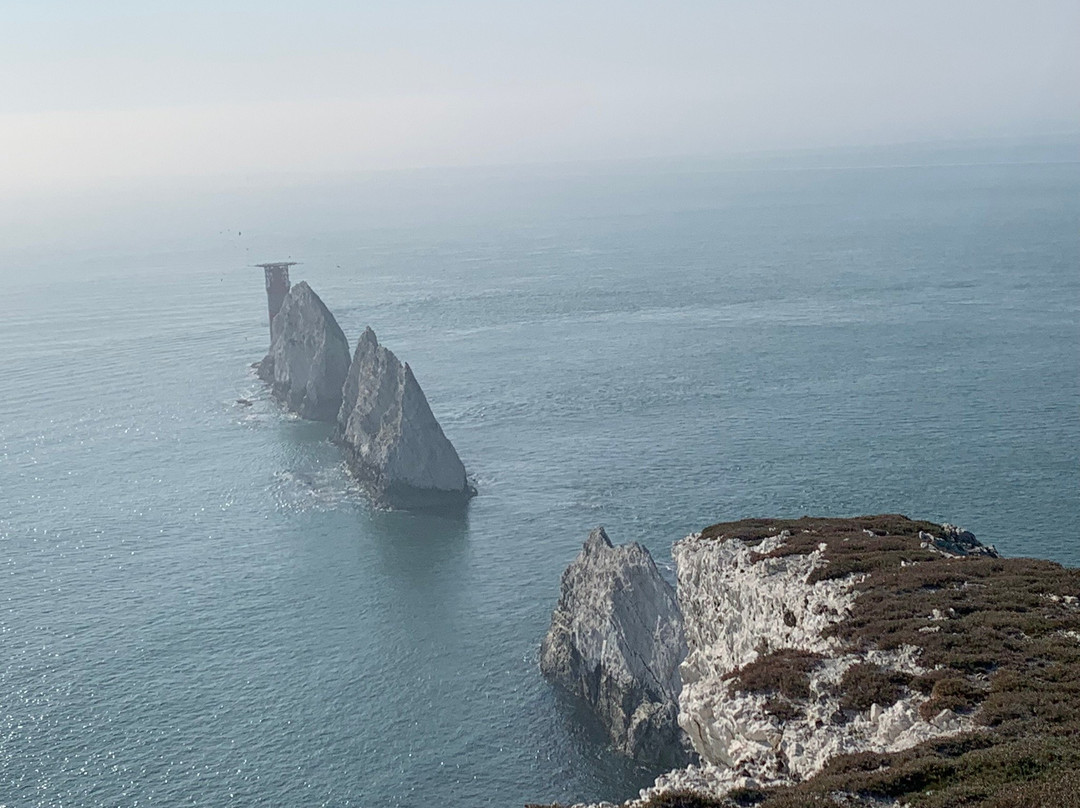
(258, 281), (351, 422)
(335, 326), (475, 510)
(541, 527), (691, 766)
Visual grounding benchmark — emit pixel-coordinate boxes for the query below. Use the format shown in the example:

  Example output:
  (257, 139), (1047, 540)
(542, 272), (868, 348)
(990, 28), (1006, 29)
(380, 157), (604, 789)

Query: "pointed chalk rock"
(258, 282), (351, 422)
(335, 326), (474, 509)
(541, 527), (692, 766)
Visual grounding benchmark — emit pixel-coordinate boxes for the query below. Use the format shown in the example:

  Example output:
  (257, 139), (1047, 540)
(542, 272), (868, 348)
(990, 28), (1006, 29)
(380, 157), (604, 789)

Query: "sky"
(1, 0), (1078, 196)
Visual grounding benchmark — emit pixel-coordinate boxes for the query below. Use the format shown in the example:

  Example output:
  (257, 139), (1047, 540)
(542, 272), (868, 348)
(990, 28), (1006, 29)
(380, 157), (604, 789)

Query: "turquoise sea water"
(2, 142), (1078, 807)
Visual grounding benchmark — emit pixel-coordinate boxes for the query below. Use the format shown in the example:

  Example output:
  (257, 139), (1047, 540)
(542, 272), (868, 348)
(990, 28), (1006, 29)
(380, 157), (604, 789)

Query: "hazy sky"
(2, 0), (1078, 193)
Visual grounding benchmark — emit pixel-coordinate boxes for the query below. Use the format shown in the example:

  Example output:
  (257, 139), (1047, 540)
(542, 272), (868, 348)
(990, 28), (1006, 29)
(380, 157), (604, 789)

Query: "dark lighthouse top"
(255, 262), (297, 339)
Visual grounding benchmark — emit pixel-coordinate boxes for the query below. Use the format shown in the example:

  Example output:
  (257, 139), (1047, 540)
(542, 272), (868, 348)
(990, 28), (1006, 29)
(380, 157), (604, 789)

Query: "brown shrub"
(698, 514), (945, 546)
(762, 696), (802, 722)
(919, 676), (983, 720)
(838, 663), (912, 713)
(725, 649), (825, 701)
(638, 790), (728, 808)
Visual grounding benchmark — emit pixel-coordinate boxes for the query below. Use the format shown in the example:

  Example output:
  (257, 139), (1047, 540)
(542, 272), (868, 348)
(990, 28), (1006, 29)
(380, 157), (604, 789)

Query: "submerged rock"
(257, 282), (351, 422)
(540, 527), (690, 766)
(335, 326), (474, 510)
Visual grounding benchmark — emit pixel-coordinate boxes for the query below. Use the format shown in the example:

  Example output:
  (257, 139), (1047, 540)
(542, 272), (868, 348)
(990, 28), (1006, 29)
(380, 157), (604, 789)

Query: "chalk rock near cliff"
(541, 527), (690, 765)
(257, 281), (351, 422)
(335, 326), (474, 509)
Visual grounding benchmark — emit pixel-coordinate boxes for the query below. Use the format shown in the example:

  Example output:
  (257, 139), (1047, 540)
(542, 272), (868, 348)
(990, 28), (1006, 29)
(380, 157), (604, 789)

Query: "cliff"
(335, 326), (474, 510)
(534, 515), (1080, 808)
(540, 527), (691, 766)
(257, 281), (351, 422)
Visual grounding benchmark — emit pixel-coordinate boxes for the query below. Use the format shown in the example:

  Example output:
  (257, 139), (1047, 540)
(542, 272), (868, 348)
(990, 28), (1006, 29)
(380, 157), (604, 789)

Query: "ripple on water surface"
(1, 157), (1078, 807)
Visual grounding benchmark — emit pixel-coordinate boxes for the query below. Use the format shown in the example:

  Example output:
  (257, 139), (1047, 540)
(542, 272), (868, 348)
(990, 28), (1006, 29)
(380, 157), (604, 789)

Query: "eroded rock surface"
(550, 516), (1051, 808)
(649, 526), (975, 800)
(540, 527), (691, 766)
(335, 326), (474, 510)
(257, 281), (351, 422)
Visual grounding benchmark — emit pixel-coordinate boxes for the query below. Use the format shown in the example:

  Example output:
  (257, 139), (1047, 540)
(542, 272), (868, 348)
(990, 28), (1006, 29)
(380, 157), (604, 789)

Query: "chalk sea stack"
(257, 281), (351, 422)
(335, 326), (474, 510)
(540, 527), (691, 766)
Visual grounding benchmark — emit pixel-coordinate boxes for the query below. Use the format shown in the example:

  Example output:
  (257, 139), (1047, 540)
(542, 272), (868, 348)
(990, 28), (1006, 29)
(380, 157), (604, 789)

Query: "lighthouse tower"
(255, 262), (296, 339)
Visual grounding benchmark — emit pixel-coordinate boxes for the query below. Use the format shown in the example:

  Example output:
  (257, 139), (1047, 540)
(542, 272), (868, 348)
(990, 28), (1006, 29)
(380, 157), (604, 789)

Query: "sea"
(2, 137), (1078, 807)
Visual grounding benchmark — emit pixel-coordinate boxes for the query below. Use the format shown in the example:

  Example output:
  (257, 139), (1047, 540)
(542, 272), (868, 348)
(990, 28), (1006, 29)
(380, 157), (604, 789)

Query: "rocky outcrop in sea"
(540, 527), (690, 766)
(335, 326), (475, 510)
(537, 515), (1080, 808)
(257, 281), (351, 422)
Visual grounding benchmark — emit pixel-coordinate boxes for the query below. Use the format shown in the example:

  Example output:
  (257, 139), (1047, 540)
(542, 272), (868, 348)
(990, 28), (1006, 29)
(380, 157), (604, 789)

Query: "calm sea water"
(2, 143), (1078, 807)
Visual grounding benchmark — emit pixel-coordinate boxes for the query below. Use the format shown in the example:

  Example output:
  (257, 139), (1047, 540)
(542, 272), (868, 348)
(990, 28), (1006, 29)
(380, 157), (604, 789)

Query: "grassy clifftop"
(661, 515), (1080, 808)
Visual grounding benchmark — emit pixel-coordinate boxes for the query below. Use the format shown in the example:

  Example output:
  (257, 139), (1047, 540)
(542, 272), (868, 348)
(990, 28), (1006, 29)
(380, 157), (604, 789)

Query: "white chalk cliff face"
(258, 281), (351, 423)
(540, 527), (691, 766)
(335, 326), (474, 510)
(634, 529), (974, 803)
